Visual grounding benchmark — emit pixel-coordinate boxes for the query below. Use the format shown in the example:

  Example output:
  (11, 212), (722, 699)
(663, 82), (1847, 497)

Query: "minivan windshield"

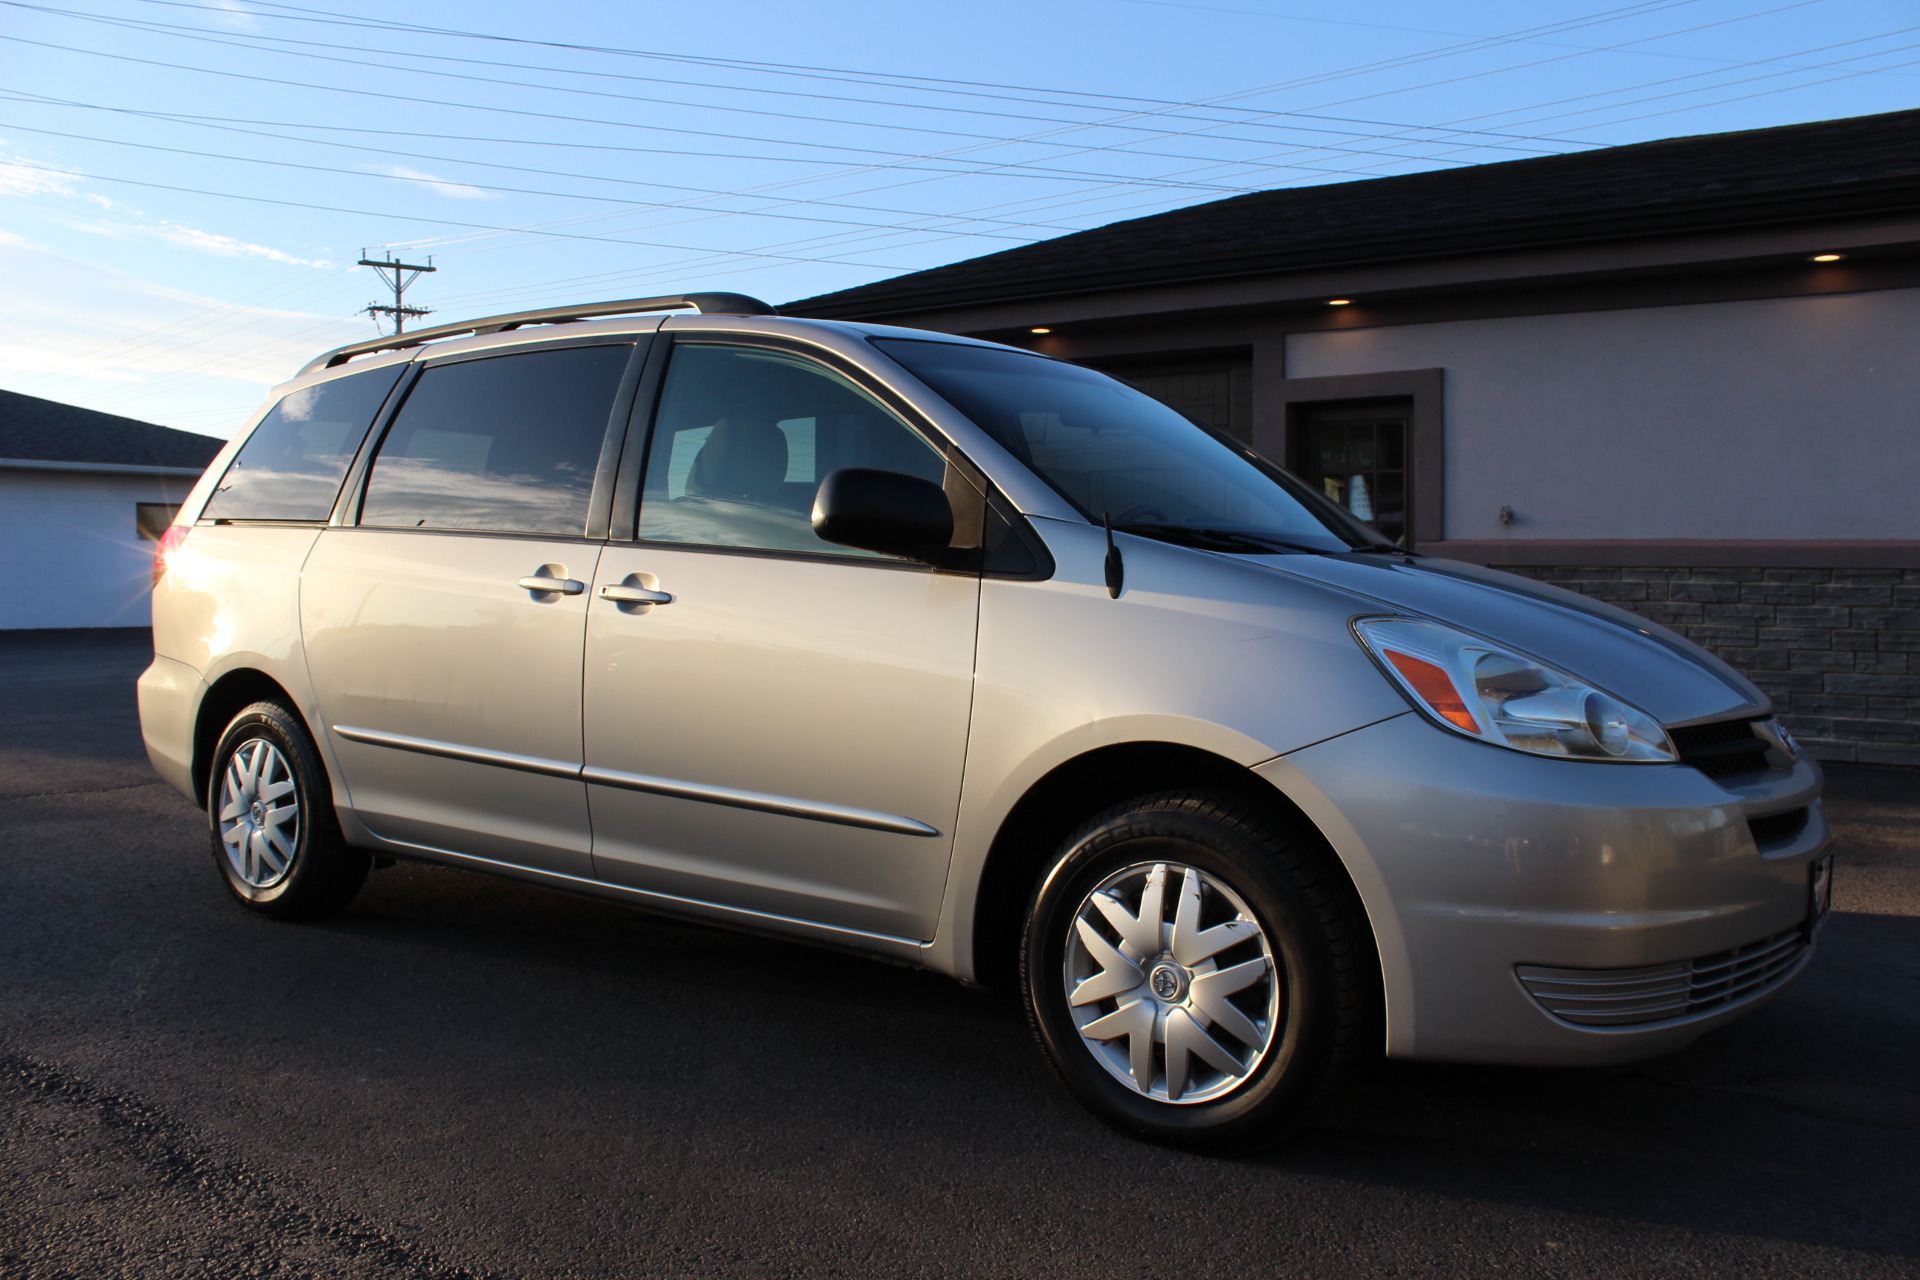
(874, 338), (1391, 554)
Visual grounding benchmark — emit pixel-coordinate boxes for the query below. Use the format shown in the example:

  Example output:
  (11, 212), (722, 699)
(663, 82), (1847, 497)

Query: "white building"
(0, 389), (221, 630)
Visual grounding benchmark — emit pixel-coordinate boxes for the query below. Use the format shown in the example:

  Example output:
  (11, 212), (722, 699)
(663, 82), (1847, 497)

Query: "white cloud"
(143, 221), (331, 267)
(207, 0), (257, 29)
(371, 165), (499, 201)
(0, 235), (366, 434)
(0, 156), (78, 199)
(1, 143), (327, 266)
(43, 209), (331, 267)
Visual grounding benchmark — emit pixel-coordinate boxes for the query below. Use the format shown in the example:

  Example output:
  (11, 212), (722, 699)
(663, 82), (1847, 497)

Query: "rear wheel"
(1021, 790), (1367, 1154)
(208, 701), (368, 919)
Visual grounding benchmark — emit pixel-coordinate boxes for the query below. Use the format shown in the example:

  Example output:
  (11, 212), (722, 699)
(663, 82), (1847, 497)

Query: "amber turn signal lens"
(1384, 650), (1480, 733)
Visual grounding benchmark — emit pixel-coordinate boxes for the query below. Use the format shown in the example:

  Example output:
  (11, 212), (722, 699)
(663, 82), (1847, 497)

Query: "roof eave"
(0, 456), (211, 478)
(793, 175), (1920, 321)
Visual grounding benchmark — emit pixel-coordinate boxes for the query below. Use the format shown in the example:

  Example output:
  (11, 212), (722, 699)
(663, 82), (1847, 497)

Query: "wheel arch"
(191, 668), (309, 808)
(967, 741), (1380, 1004)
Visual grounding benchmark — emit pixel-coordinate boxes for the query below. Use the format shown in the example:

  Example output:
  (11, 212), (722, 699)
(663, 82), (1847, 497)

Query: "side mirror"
(812, 468), (954, 563)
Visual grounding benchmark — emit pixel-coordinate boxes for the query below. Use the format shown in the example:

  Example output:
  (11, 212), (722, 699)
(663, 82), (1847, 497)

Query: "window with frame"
(359, 344), (630, 537)
(1293, 399), (1410, 547)
(135, 502), (180, 541)
(1081, 354), (1253, 444)
(637, 343), (947, 558)
(201, 365), (403, 522)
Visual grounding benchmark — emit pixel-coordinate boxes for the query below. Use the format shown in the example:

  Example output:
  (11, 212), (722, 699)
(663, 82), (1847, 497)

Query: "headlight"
(1353, 617), (1677, 763)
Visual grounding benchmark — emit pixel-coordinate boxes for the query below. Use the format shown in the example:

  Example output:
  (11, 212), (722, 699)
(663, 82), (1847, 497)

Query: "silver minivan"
(140, 294), (1831, 1152)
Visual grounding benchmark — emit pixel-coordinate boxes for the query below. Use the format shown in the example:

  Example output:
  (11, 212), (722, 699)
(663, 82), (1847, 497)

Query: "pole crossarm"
(358, 253), (437, 336)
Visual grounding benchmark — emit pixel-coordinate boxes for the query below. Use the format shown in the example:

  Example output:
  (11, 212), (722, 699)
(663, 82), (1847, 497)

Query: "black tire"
(207, 701), (368, 920)
(1020, 790), (1368, 1155)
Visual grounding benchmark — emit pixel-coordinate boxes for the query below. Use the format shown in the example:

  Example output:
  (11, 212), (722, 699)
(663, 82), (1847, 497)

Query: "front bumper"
(1260, 711), (1828, 1066)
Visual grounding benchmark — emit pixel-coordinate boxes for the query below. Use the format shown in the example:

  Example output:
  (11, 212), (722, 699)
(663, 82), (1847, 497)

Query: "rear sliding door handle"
(518, 574), (585, 596)
(599, 583), (674, 606)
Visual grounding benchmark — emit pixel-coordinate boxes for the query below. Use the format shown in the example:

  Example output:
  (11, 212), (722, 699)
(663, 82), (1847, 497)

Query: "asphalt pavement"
(2, 628), (1916, 1280)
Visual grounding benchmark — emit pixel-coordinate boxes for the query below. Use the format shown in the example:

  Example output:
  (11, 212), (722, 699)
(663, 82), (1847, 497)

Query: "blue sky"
(2, 0), (1915, 437)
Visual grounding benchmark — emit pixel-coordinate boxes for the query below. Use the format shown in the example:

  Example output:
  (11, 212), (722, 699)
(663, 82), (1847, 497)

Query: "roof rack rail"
(299, 292), (777, 375)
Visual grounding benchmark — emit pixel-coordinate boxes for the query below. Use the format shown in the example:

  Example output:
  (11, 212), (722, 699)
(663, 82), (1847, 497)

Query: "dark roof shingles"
(0, 388), (223, 469)
(790, 109), (1920, 317)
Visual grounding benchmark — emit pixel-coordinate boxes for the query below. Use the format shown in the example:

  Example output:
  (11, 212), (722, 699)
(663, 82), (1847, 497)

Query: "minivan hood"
(1250, 553), (1767, 727)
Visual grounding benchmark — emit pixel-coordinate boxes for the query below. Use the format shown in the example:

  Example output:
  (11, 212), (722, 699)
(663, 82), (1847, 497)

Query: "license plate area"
(1807, 853), (1834, 936)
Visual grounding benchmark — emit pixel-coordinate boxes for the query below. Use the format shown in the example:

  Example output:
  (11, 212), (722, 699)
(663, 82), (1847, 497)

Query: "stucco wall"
(1285, 288), (1920, 542)
(0, 469), (196, 629)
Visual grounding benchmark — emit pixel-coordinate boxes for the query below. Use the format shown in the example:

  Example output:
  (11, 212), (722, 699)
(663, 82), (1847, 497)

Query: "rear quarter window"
(202, 365), (405, 522)
(358, 344), (631, 537)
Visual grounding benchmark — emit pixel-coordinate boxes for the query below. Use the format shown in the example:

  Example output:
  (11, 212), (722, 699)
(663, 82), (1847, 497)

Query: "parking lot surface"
(2, 629), (1916, 1279)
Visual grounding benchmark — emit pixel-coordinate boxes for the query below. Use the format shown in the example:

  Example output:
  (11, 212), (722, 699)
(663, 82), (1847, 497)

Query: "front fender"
(926, 520), (1408, 980)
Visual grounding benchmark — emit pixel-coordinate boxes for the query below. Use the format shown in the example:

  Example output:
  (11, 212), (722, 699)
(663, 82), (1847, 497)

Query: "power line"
(0, 120), (1047, 240)
(0, 92), (1153, 236)
(107, 0), (1680, 138)
(0, 31), (1346, 190)
(1324, 26), (1920, 176)
(38, 0), (1743, 224)
(884, 0), (1831, 199)
(16, 0), (1787, 271)
(12, 0), (1597, 160)
(0, 157), (928, 268)
(15, 0), (1899, 415)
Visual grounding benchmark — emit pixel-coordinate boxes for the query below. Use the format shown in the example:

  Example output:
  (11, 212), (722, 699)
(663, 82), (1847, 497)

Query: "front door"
(302, 341), (636, 877)
(582, 340), (978, 940)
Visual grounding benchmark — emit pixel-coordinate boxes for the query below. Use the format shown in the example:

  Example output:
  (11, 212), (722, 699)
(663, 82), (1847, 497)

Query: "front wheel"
(208, 701), (368, 920)
(1021, 791), (1369, 1154)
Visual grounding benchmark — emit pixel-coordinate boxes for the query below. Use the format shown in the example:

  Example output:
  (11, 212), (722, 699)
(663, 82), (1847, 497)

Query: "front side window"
(359, 344), (630, 536)
(637, 343), (947, 557)
(877, 339), (1387, 554)
(201, 365), (403, 522)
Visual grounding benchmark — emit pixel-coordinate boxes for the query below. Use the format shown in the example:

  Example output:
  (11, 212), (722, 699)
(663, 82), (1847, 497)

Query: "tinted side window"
(201, 365), (402, 521)
(360, 345), (630, 536)
(637, 344), (946, 557)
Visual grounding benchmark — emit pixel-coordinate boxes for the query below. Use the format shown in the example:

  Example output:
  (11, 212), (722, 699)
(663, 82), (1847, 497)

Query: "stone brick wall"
(1507, 567), (1920, 766)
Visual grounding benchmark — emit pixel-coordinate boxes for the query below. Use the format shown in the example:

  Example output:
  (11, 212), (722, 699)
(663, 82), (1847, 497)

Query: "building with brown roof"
(790, 108), (1920, 765)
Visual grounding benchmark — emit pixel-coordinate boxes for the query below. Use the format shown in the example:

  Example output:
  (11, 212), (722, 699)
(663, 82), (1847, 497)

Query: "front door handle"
(519, 573), (585, 596)
(600, 583), (674, 606)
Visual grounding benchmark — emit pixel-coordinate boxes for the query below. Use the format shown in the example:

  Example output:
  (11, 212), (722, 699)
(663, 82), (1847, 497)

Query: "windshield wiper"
(1116, 524), (1331, 555)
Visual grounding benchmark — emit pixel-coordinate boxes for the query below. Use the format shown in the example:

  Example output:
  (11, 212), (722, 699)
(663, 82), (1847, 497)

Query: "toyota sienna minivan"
(140, 293), (1831, 1152)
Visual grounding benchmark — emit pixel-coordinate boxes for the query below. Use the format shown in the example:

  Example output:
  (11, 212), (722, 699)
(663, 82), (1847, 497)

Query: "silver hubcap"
(1064, 861), (1279, 1104)
(217, 738), (300, 889)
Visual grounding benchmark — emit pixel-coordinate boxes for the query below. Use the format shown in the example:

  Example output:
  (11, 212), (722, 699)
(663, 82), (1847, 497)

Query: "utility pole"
(358, 251), (436, 335)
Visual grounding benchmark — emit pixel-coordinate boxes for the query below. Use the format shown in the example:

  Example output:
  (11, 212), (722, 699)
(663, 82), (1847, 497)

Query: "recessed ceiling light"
(1810, 253), (1845, 262)
(1030, 326), (1052, 334)
(1327, 298), (1353, 306)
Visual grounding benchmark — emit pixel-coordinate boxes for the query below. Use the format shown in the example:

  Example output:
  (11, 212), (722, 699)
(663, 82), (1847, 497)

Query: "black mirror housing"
(812, 468), (955, 563)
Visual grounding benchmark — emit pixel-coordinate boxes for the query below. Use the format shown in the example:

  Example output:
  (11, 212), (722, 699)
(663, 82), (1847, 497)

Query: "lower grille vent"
(1517, 927), (1806, 1028)
(1748, 807), (1810, 846)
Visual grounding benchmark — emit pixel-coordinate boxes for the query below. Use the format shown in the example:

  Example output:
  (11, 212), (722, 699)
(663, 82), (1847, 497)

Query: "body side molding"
(331, 724), (939, 836)
(582, 765), (941, 837)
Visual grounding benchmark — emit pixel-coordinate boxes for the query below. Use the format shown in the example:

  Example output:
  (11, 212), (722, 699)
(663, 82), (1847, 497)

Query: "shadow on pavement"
(2, 628), (1915, 1277)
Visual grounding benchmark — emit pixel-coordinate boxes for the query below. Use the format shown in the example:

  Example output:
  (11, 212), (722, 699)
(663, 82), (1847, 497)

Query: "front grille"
(1748, 807), (1810, 846)
(1517, 927), (1807, 1028)
(1670, 717), (1773, 780)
